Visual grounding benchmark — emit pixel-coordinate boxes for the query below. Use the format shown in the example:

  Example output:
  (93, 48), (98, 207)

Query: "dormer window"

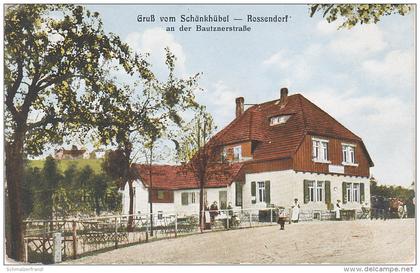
(221, 148), (228, 162)
(270, 115), (291, 126)
(233, 145), (242, 161)
(342, 143), (358, 166)
(312, 137), (330, 163)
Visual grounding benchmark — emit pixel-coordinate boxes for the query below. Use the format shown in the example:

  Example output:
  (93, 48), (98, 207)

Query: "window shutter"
(325, 181), (331, 205)
(360, 183), (365, 203)
(181, 192), (188, 205)
(235, 182), (242, 207)
(304, 180), (309, 204)
(251, 181), (256, 204)
(342, 182), (347, 204)
(325, 142), (329, 161)
(265, 181), (270, 204)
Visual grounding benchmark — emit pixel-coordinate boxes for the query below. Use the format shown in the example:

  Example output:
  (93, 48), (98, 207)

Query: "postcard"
(3, 2), (416, 270)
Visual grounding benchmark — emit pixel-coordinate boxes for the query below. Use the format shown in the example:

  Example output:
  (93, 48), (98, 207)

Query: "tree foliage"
(309, 4), (412, 29)
(4, 4), (149, 260)
(24, 158), (121, 219)
(31, 156), (61, 219)
(370, 177), (415, 203)
(102, 149), (133, 188)
(96, 48), (201, 231)
(5, 4), (150, 154)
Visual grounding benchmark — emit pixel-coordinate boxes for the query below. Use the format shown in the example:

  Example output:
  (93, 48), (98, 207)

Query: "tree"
(102, 149), (134, 217)
(91, 174), (109, 215)
(98, 49), (200, 231)
(78, 165), (94, 205)
(175, 107), (232, 232)
(21, 165), (42, 218)
(4, 4), (151, 260)
(310, 4), (412, 29)
(31, 156), (62, 219)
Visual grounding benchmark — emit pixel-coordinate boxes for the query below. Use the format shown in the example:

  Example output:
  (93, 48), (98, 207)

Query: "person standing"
(291, 198), (300, 223)
(209, 201), (219, 223)
(334, 200), (341, 220)
(204, 201), (211, 230)
(277, 207), (287, 230)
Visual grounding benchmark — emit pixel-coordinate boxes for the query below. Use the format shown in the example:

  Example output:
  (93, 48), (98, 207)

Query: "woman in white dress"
(334, 200), (341, 220)
(291, 198), (300, 223)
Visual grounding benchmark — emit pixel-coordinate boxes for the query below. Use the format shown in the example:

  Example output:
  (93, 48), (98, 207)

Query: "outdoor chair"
(359, 207), (370, 219)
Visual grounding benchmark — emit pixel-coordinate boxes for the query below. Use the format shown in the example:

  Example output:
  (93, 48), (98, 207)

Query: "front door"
(219, 190), (227, 209)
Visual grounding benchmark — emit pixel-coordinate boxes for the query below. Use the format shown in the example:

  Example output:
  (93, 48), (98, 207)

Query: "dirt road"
(66, 218), (415, 264)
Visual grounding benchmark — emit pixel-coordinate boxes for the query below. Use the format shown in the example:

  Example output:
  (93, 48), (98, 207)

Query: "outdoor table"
(341, 209), (356, 220)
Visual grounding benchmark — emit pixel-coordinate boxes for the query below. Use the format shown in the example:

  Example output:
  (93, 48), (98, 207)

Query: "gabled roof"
(132, 163), (244, 190)
(213, 93), (373, 166)
(56, 147), (87, 157)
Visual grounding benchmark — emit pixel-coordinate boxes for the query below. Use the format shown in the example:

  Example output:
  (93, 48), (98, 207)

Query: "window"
(181, 192), (196, 205)
(204, 190), (208, 205)
(270, 115), (291, 126)
(221, 148), (227, 161)
(312, 138), (329, 162)
(346, 183), (352, 202)
(251, 181), (270, 204)
(219, 191), (227, 209)
(181, 192), (189, 205)
(316, 181), (324, 202)
(233, 146), (242, 161)
(342, 144), (357, 165)
(157, 190), (165, 200)
(344, 182), (361, 203)
(308, 181), (324, 202)
(190, 192), (196, 204)
(353, 183), (360, 203)
(258, 182), (265, 203)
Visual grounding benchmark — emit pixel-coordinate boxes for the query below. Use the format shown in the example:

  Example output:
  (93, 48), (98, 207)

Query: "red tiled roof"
(61, 150), (86, 156)
(132, 163), (244, 190)
(213, 93), (373, 165)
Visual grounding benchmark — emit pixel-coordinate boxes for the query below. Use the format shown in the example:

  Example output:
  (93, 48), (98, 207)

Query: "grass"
(29, 159), (104, 173)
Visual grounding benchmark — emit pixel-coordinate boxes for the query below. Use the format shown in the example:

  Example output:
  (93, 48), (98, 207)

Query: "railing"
(23, 212), (199, 263)
(22, 207), (362, 263)
(202, 207), (280, 230)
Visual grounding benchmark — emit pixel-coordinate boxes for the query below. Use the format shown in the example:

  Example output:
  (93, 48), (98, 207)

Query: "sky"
(71, 4), (415, 187)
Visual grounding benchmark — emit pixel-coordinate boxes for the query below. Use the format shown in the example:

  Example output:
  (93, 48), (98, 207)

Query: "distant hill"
(29, 159), (103, 173)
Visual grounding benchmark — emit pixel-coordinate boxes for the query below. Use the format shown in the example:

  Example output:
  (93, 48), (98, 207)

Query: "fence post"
(146, 217), (149, 242)
(249, 212), (252, 227)
(52, 232), (62, 263)
(226, 211), (229, 230)
(21, 221), (28, 263)
(114, 217), (118, 249)
(174, 214), (178, 238)
(24, 238), (28, 263)
(42, 221), (47, 263)
(72, 220), (77, 259)
(270, 208), (273, 224)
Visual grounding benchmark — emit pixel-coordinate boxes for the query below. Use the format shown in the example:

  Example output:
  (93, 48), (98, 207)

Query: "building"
(94, 149), (106, 159)
(122, 88), (373, 218)
(122, 163), (243, 216)
(54, 145), (90, 160)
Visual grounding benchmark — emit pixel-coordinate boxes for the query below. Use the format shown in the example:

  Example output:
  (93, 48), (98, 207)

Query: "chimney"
(280, 87), (288, 107)
(235, 97), (244, 117)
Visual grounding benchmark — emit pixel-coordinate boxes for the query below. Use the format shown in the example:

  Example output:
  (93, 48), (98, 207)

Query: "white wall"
(122, 180), (240, 216)
(243, 170), (370, 211)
